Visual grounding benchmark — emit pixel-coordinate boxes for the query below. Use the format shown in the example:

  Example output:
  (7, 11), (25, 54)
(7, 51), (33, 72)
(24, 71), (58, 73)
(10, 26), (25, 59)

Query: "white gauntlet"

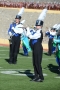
(12, 27), (15, 30)
(9, 32), (12, 36)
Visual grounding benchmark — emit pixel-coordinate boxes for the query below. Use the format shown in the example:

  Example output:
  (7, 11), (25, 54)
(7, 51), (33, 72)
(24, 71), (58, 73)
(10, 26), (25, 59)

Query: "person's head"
(35, 20), (43, 29)
(51, 28), (56, 32)
(15, 15), (21, 24)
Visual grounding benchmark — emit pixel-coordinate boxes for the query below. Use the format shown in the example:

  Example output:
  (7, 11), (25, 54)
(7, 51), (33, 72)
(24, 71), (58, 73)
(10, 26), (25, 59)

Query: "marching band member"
(53, 24), (60, 73)
(21, 29), (31, 56)
(27, 8), (47, 82)
(45, 24), (57, 56)
(28, 20), (44, 82)
(26, 8), (47, 82)
(20, 20), (31, 56)
(8, 7), (24, 64)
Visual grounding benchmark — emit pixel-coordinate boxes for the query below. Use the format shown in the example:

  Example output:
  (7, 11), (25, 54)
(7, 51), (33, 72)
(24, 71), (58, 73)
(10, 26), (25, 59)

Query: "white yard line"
(0, 68), (60, 78)
(55, 76), (60, 78)
(0, 69), (47, 76)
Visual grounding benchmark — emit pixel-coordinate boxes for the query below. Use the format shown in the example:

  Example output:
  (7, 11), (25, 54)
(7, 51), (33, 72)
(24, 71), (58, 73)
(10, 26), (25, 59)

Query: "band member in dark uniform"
(45, 25), (56, 56)
(8, 15), (21, 64)
(29, 20), (44, 82)
(8, 7), (24, 64)
(26, 8), (47, 82)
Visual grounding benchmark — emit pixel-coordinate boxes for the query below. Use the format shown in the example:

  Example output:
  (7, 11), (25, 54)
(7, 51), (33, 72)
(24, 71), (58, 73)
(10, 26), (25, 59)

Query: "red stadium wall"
(0, 1), (60, 10)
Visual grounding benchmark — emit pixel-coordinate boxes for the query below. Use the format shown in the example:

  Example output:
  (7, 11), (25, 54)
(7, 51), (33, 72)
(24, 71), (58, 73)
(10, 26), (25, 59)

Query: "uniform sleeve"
(13, 27), (23, 34)
(45, 31), (50, 36)
(8, 24), (12, 35)
(12, 24), (24, 34)
(29, 30), (41, 39)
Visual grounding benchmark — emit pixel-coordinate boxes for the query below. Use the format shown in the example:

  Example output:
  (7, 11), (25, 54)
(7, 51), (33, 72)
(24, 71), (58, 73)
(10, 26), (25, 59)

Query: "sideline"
(0, 38), (48, 50)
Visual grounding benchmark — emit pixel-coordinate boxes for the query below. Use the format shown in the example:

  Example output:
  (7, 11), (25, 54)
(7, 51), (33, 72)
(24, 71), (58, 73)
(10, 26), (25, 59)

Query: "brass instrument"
(9, 36), (12, 44)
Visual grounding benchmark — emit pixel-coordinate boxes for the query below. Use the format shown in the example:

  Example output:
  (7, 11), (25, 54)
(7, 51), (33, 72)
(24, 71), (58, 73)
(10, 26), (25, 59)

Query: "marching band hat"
(15, 15), (21, 19)
(35, 20), (43, 26)
(51, 28), (56, 30)
(15, 7), (24, 19)
(35, 8), (47, 26)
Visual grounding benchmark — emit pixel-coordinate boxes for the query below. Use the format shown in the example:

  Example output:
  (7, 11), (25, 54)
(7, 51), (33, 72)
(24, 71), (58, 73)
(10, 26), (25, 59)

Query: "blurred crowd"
(0, 0), (60, 10)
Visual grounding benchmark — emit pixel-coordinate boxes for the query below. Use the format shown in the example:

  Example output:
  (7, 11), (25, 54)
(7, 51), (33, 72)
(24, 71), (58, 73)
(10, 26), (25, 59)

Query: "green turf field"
(0, 46), (60, 90)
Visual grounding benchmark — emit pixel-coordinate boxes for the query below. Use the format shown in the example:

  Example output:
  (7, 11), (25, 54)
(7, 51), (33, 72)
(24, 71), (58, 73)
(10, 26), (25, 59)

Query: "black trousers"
(48, 38), (53, 55)
(32, 42), (44, 80)
(9, 35), (20, 63)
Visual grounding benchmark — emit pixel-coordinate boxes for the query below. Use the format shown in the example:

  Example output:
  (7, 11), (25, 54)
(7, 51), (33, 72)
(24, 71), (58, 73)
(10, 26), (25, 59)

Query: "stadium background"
(0, 0), (60, 49)
(0, 1), (60, 90)
(0, 0), (60, 3)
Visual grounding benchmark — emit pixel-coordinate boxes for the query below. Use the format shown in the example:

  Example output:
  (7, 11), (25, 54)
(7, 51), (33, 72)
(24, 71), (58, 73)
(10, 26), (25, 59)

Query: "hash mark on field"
(55, 76), (60, 78)
(0, 70), (47, 76)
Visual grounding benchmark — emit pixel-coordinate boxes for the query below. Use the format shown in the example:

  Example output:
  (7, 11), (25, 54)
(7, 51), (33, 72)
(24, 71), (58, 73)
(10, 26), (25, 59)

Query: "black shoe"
(30, 77), (39, 81)
(32, 78), (37, 81)
(35, 78), (44, 82)
(31, 78), (44, 82)
(45, 53), (51, 56)
(13, 61), (17, 64)
(8, 61), (12, 64)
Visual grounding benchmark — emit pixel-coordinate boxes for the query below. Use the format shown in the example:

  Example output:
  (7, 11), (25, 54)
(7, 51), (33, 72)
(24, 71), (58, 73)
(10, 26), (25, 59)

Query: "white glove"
(12, 27), (15, 30)
(9, 32), (12, 36)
